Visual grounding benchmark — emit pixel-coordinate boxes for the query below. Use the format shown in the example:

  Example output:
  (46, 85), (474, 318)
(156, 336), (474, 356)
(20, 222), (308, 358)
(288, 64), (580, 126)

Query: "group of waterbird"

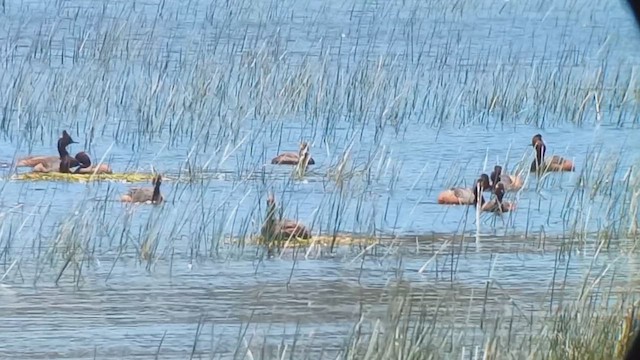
(259, 133), (575, 243)
(12, 131), (573, 241)
(16, 131), (112, 175)
(437, 134), (575, 213)
(16, 130), (163, 204)
(262, 142), (315, 242)
(13, 131), (314, 239)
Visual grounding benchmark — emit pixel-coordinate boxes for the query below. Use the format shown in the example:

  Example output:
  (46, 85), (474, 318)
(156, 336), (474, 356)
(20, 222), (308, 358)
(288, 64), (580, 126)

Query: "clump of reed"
(1, 0), (637, 161)
(171, 273), (640, 359)
(341, 292), (639, 360)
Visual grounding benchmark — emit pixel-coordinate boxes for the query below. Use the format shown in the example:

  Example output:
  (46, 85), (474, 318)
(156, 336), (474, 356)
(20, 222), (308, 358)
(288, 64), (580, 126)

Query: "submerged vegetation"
(0, 0), (639, 358)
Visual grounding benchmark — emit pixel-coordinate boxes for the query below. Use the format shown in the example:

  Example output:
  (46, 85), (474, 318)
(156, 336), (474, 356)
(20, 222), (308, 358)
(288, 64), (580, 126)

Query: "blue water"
(0, 0), (640, 358)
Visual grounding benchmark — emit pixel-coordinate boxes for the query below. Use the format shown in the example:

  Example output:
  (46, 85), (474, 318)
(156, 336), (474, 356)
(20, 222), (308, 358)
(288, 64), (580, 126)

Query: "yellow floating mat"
(12, 172), (157, 183)
(249, 234), (382, 247)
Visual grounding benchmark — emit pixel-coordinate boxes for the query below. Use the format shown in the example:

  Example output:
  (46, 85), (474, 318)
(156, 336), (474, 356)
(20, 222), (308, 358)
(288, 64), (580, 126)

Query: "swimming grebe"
(437, 174), (491, 205)
(59, 151), (112, 174)
(261, 193), (311, 241)
(57, 131), (83, 173)
(16, 131), (76, 169)
(530, 134), (575, 173)
(271, 142), (316, 166)
(21, 131), (112, 174)
(478, 182), (516, 213)
(490, 165), (523, 191)
(120, 174), (164, 204)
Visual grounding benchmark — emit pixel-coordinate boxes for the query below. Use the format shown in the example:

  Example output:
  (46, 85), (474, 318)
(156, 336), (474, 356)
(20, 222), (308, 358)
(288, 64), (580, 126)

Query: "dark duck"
(57, 131), (88, 173)
(489, 165), (523, 192)
(437, 174), (491, 205)
(271, 142), (315, 167)
(530, 134), (575, 173)
(16, 131), (70, 169)
(473, 178), (516, 213)
(25, 130), (112, 174)
(120, 174), (164, 204)
(261, 193), (311, 242)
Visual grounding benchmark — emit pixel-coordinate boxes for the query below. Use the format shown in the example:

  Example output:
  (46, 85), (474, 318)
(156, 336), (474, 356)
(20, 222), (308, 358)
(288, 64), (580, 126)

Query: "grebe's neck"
(152, 181), (162, 202)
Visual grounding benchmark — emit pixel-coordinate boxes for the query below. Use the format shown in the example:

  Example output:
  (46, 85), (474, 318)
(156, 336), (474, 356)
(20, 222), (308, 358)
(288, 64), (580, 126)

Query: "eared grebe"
(271, 142), (316, 167)
(490, 165), (523, 191)
(120, 174), (164, 204)
(530, 134), (575, 173)
(437, 174), (491, 205)
(23, 131), (112, 174)
(261, 193), (311, 241)
(478, 182), (516, 213)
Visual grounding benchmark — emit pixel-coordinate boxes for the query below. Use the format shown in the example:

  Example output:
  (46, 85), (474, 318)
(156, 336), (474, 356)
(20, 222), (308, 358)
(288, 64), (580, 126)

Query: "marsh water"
(1, 0), (640, 358)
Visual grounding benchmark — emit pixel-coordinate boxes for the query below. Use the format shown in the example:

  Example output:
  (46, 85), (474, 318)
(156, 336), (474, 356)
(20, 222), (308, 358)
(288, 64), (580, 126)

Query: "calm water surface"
(0, 0), (639, 358)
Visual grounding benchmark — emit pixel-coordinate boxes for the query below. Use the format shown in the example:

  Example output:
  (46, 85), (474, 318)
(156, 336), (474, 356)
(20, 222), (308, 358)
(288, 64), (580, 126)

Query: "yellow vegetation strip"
(12, 172), (157, 183)
(248, 234), (383, 247)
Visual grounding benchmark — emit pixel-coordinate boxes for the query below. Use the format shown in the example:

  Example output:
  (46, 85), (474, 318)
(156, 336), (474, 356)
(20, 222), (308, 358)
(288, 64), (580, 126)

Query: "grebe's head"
(531, 134), (543, 147)
(479, 174), (490, 190)
(75, 152), (91, 168)
(152, 174), (163, 186)
(58, 130), (77, 152)
(266, 193), (276, 207)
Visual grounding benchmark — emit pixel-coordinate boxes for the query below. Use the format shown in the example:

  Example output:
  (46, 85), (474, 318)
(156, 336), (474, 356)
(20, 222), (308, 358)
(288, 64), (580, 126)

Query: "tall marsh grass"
(0, 0), (636, 152)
